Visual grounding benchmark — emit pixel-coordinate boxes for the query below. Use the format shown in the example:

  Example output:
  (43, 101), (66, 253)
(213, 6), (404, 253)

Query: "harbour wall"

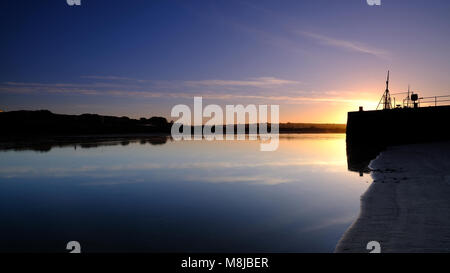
(346, 105), (450, 174)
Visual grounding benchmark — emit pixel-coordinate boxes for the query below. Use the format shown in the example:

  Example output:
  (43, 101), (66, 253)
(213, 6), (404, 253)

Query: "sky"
(1, 0), (450, 123)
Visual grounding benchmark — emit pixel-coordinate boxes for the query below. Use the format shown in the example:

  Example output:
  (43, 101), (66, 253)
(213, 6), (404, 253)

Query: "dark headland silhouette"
(0, 110), (173, 151)
(0, 110), (172, 138)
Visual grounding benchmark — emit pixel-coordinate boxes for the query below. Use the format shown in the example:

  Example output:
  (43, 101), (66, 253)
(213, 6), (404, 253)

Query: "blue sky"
(1, 0), (450, 122)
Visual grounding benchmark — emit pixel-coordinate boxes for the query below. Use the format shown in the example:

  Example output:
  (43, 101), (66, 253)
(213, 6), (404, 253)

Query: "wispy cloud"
(185, 77), (300, 87)
(81, 75), (302, 89)
(0, 80), (373, 106)
(204, 3), (388, 60)
(298, 31), (388, 58)
(81, 75), (149, 83)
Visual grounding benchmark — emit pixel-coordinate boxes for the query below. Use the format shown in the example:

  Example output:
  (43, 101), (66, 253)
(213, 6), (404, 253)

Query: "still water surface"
(0, 134), (371, 252)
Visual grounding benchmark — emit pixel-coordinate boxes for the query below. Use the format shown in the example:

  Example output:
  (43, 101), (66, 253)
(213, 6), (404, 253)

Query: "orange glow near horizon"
(278, 90), (380, 124)
(279, 101), (378, 124)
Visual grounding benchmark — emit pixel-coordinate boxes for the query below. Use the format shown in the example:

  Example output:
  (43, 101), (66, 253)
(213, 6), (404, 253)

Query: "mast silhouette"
(377, 70), (393, 110)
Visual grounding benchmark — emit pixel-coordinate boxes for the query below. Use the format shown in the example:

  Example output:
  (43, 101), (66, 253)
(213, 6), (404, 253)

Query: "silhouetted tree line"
(0, 110), (172, 138)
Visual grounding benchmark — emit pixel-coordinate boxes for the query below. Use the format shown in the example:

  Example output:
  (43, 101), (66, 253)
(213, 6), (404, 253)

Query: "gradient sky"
(1, 0), (450, 123)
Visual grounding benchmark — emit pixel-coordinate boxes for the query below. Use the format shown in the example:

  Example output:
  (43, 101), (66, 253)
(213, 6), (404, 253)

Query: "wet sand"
(336, 142), (450, 253)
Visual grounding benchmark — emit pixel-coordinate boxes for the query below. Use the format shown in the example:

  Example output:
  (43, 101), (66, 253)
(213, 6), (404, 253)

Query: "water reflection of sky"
(0, 134), (371, 252)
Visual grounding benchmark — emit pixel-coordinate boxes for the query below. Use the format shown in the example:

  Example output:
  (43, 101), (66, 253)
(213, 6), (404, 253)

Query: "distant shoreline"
(0, 110), (346, 139)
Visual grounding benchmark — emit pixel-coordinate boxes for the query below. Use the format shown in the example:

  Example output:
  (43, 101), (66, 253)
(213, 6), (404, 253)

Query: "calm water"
(0, 134), (371, 253)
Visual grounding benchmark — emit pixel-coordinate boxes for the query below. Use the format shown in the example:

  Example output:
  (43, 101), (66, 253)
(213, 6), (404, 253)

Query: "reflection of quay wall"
(346, 105), (450, 174)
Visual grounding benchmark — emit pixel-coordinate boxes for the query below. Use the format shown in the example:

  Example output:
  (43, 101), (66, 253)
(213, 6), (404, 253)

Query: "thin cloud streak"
(81, 75), (150, 83)
(185, 77), (300, 87)
(298, 31), (389, 58)
(0, 81), (372, 105)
